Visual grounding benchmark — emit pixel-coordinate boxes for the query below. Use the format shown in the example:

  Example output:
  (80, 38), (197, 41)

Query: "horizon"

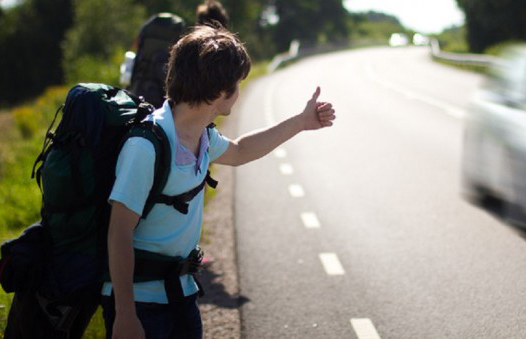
(344, 0), (465, 34)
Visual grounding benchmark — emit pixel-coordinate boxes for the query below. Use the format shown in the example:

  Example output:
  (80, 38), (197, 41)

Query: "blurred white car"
(389, 33), (409, 47)
(462, 45), (526, 226)
(412, 33), (429, 46)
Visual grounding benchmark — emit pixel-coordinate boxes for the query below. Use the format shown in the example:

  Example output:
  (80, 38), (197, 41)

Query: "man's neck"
(171, 101), (216, 151)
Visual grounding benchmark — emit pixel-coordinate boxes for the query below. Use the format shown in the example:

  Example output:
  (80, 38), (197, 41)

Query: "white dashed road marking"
(288, 184), (305, 197)
(350, 318), (382, 339)
(301, 212), (320, 229)
(319, 253), (345, 275)
(274, 148), (287, 158)
(279, 163), (294, 175)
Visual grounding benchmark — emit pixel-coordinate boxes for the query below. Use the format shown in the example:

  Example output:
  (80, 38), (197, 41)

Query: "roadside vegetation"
(348, 11), (411, 46)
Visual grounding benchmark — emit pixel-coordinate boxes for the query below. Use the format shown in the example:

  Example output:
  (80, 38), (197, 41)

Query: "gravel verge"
(199, 114), (245, 339)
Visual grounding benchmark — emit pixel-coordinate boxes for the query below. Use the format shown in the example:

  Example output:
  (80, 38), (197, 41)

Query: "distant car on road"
(389, 33), (409, 47)
(462, 45), (526, 226)
(412, 33), (429, 46)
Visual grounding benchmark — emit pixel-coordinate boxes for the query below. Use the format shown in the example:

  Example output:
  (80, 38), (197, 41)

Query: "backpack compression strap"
(126, 121), (218, 217)
(153, 171), (218, 215)
(150, 123), (218, 215)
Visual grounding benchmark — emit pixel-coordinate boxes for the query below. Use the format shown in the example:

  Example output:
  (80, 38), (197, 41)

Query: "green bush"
(352, 21), (409, 43)
(437, 26), (469, 53)
(11, 87), (69, 139)
(484, 40), (526, 56)
(64, 48), (124, 86)
(12, 106), (39, 139)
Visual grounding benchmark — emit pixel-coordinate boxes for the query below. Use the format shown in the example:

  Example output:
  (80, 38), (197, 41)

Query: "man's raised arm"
(215, 87), (336, 167)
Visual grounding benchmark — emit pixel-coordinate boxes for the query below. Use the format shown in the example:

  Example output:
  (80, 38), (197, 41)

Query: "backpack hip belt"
(132, 247), (204, 281)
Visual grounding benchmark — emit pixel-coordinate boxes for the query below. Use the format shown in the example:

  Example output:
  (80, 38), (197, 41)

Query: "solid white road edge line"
(319, 252), (345, 275)
(365, 62), (465, 119)
(350, 318), (382, 339)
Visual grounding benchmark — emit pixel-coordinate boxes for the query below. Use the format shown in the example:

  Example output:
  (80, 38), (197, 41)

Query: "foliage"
(64, 48), (125, 87)
(0, 86), (69, 235)
(62, 0), (145, 85)
(270, 0), (349, 52)
(132, 0), (274, 59)
(0, 0), (73, 105)
(456, 0), (526, 53)
(0, 137), (42, 231)
(436, 26), (469, 53)
(3, 0), (475, 107)
(351, 11), (402, 26)
(349, 11), (408, 45)
(11, 86), (68, 138)
(63, 0), (145, 60)
(484, 40), (526, 57)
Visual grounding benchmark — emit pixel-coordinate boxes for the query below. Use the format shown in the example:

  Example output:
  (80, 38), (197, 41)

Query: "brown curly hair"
(165, 25), (251, 106)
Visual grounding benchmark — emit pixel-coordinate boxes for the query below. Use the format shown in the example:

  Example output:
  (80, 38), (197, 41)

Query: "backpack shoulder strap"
(154, 123), (218, 214)
(124, 121), (219, 218)
(124, 120), (171, 218)
(154, 171), (217, 215)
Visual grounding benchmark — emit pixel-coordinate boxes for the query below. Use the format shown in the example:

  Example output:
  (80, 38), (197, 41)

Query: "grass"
(0, 87), (70, 336)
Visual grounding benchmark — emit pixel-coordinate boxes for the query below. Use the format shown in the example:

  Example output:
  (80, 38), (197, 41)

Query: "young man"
(103, 25), (335, 338)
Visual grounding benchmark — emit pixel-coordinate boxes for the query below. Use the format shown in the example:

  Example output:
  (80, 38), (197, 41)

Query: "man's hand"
(107, 202), (143, 339)
(300, 87), (336, 131)
(215, 86), (336, 166)
(112, 312), (145, 339)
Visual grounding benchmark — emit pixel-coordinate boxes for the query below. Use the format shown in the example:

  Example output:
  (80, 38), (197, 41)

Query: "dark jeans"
(101, 294), (202, 339)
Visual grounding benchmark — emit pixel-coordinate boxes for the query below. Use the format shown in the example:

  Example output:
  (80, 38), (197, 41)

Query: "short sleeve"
(109, 137), (156, 216)
(208, 127), (230, 162)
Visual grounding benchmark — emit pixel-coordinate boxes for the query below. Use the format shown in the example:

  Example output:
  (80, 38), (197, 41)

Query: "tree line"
(0, 0), (354, 105)
(2, 0), (522, 106)
(456, 0), (526, 53)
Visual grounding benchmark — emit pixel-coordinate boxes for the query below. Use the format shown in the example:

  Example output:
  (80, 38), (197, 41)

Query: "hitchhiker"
(103, 25), (336, 339)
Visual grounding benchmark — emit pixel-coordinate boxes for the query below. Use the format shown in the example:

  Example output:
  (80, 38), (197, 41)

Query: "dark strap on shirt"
(153, 171), (218, 214)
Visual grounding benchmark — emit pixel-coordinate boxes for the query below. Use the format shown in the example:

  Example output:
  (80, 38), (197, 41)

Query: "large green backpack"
(33, 83), (171, 298)
(0, 83), (217, 337)
(0, 83), (216, 300)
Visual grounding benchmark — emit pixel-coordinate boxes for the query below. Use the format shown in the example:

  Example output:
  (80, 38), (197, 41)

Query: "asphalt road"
(232, 46), (526, 339)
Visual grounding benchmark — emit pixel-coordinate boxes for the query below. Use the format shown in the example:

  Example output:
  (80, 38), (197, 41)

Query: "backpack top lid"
(131, 14), (186, 108)
(59, 83), (145, 149)
(139, 13), (186, 47)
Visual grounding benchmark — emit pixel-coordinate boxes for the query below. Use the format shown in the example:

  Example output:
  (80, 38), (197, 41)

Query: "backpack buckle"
(133, 103), (155, 124)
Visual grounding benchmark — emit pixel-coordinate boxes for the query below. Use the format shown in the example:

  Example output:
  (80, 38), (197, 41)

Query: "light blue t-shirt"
(102, 100), (230, 303)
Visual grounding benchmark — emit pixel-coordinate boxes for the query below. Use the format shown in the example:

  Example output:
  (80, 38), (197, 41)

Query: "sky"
(344, 0), (465, 34)
(0, 0), (18, 8)
(1, 0), (465, 34)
